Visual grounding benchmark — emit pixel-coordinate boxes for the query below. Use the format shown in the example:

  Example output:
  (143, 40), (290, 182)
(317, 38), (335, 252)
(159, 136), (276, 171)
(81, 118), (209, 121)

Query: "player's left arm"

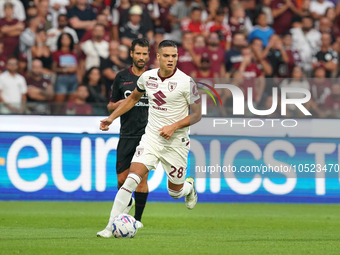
(158, 101), (202, 140)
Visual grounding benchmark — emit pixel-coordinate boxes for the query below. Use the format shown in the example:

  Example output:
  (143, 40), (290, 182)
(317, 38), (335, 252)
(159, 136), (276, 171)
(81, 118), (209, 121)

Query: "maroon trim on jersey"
(129, 66), (148, 76)
(157, 68), (177, 82)
(129, 66), (134, 75)
(110, 100), (116, 103)
(195, 98), (201, 104)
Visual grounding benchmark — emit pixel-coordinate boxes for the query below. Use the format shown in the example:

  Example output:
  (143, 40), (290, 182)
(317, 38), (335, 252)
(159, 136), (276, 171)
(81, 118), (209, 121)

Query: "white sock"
(106, 173), (141, 228)
(168, 181), (193, 199)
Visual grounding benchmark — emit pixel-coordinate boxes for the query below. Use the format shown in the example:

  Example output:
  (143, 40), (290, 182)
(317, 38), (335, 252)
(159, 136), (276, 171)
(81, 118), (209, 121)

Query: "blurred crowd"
(0, 0), (339, 117)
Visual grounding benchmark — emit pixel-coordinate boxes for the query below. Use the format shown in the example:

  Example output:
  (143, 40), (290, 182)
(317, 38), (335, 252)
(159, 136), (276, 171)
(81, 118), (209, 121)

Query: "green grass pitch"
(1, 201), (340, 255)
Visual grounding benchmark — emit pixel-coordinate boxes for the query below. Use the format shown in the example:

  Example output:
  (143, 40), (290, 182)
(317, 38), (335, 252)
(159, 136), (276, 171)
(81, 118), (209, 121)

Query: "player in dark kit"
(106, 38), (150, 229)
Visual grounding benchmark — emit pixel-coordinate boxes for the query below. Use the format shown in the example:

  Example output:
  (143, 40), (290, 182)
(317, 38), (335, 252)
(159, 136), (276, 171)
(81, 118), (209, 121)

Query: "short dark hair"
(158, 40), (177, 51)
(302, 15), (313, 21)
(7, 56), (18, 63)
(58, 14), (68, 20)
(57, 33), (74, 51)
(131, 38), (150, 52)
(191, 7), (202, 13)
(94, 23), (105, 30)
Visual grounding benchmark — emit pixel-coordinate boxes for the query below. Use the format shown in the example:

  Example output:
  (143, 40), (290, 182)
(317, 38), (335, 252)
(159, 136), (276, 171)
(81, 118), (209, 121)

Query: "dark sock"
(128, 197), (133, 207)
(134, 192), (148, 221)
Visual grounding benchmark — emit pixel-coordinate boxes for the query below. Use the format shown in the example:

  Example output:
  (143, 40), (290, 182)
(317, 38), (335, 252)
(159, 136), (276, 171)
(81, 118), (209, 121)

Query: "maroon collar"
(129, 66), (147, 77)
(157, 68), (177, 82)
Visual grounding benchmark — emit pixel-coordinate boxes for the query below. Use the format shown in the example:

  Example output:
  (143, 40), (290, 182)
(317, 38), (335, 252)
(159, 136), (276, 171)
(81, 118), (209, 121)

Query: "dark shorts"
(116, 137), (142, 174)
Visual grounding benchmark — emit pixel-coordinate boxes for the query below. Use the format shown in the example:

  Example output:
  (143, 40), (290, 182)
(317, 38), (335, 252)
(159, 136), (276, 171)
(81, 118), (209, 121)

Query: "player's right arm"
(100, 88), (145, 131)
(107, 100), (124, 113)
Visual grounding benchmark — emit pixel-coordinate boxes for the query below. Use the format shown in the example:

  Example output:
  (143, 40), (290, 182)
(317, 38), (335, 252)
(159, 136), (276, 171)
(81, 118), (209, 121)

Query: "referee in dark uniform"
(107, 38), (149, 227)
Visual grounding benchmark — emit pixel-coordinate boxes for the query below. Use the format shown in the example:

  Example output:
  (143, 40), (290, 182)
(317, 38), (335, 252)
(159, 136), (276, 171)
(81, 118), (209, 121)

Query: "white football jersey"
(137, 68), (201, 147)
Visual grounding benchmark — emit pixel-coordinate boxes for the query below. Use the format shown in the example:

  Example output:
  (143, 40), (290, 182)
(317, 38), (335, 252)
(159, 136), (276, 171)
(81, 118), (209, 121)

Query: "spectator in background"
(90, 0), (106, 15)
(152, 0), (172, 38)
(167, 0), (199, 44)
(225, 32), (247, 72)
(0, 2), (24, 59)
(68, 0), (96, 40)
(312, 32), (338, 77)
(279, 65), (311, 115)
(83, 67), (106, 103)
(118, 2), (154, 41)
(52, 33), (78, 103)
(310, 0), (334, 21)
(277, 30), (302, 78)
(26, 3), (38, 17)
(232, 46), (265, 104)
(63, 85), (93, 115)
(262, 34), (289, 76)
(80, 12), (111, 44)
(118, 44), (131, 67)
(119, 5), (151, 48)
(205, 7), (232, 50)
(318, 17), (336, 42)
(0, 0), (26, 21)
(191, 56), (219, 78)
(81, 24), (109, 71)
(291, 15), (321, 77)
(37, 0), (52, 31)
(228, 4), (253, 36)
(46, 14), (79, 52)
(201, 0), (222, 24)
(323, 82), (340, 117)
(49, 0), (69, 28)
(248, 12), (274, 47)
(177, 32), (202, 75)
(254, 0), (274, 26)
(101, 40), (120, 94)
(249, 38), (273, 77)
(0, 40), (6, 73)
(111, 0), (131, 41)
(18, 53), (28, 76)
(31, 30), (53, 74)
(271, 0), (304, 35)
(194, 34), (206, 49)
(19, 16), (41, 68)
(181, 7), (206, 36)
(203, 32), (226, 77)
(0, 56), (27, 114)
(26, 59), (54, 114)
(310, 64), (331, 106)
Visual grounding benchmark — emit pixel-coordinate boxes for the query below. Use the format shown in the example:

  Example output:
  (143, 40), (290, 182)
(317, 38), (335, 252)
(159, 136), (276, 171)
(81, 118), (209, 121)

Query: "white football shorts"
(131, 134), (189, 185)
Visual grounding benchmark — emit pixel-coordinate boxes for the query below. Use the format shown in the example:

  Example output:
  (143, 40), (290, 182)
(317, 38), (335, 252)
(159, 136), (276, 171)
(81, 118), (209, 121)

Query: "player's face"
(157, 47), (178, 73)
(131, 45), (149, 69)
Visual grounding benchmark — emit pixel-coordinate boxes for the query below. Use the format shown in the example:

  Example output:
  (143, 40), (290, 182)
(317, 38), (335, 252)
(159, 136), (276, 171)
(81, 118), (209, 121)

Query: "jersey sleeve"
(136, 73), (146, 92)
(186, 78), (201, 105)
(110, 74), (121, 102)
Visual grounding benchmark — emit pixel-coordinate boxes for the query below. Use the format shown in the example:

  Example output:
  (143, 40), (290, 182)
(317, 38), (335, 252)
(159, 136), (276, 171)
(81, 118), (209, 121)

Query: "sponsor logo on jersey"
(168, 81), (177, 92)
(146, 80), (158, 89)
(148, 76), (157, 81)
(136, 147), (144, 157)
(123, 81), (134, 85)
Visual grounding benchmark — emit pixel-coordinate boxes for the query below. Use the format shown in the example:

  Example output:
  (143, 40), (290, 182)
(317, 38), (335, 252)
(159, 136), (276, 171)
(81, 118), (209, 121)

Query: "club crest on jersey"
(168, 81), (177, 92)
(136, 147), (144, 157)
(146, 80), (158, 89)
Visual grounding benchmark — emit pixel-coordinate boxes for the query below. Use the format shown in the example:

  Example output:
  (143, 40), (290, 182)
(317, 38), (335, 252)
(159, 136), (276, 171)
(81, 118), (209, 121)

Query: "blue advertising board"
(1, 132), (340, 203)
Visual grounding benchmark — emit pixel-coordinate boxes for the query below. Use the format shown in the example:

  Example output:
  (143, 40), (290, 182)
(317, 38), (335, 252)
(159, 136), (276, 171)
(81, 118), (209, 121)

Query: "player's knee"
(117, 175), (127, 187)
(168, 188), (184, 199)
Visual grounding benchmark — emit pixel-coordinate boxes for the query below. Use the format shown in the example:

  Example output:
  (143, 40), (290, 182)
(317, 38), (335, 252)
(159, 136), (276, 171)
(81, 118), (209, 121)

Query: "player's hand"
(158, 124), (177, 140)
(100, 118), (113, 131)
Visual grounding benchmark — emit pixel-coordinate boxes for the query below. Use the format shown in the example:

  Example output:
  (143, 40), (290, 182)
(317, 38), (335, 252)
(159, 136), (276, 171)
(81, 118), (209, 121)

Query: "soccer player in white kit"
(97, 40), (202, 238)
